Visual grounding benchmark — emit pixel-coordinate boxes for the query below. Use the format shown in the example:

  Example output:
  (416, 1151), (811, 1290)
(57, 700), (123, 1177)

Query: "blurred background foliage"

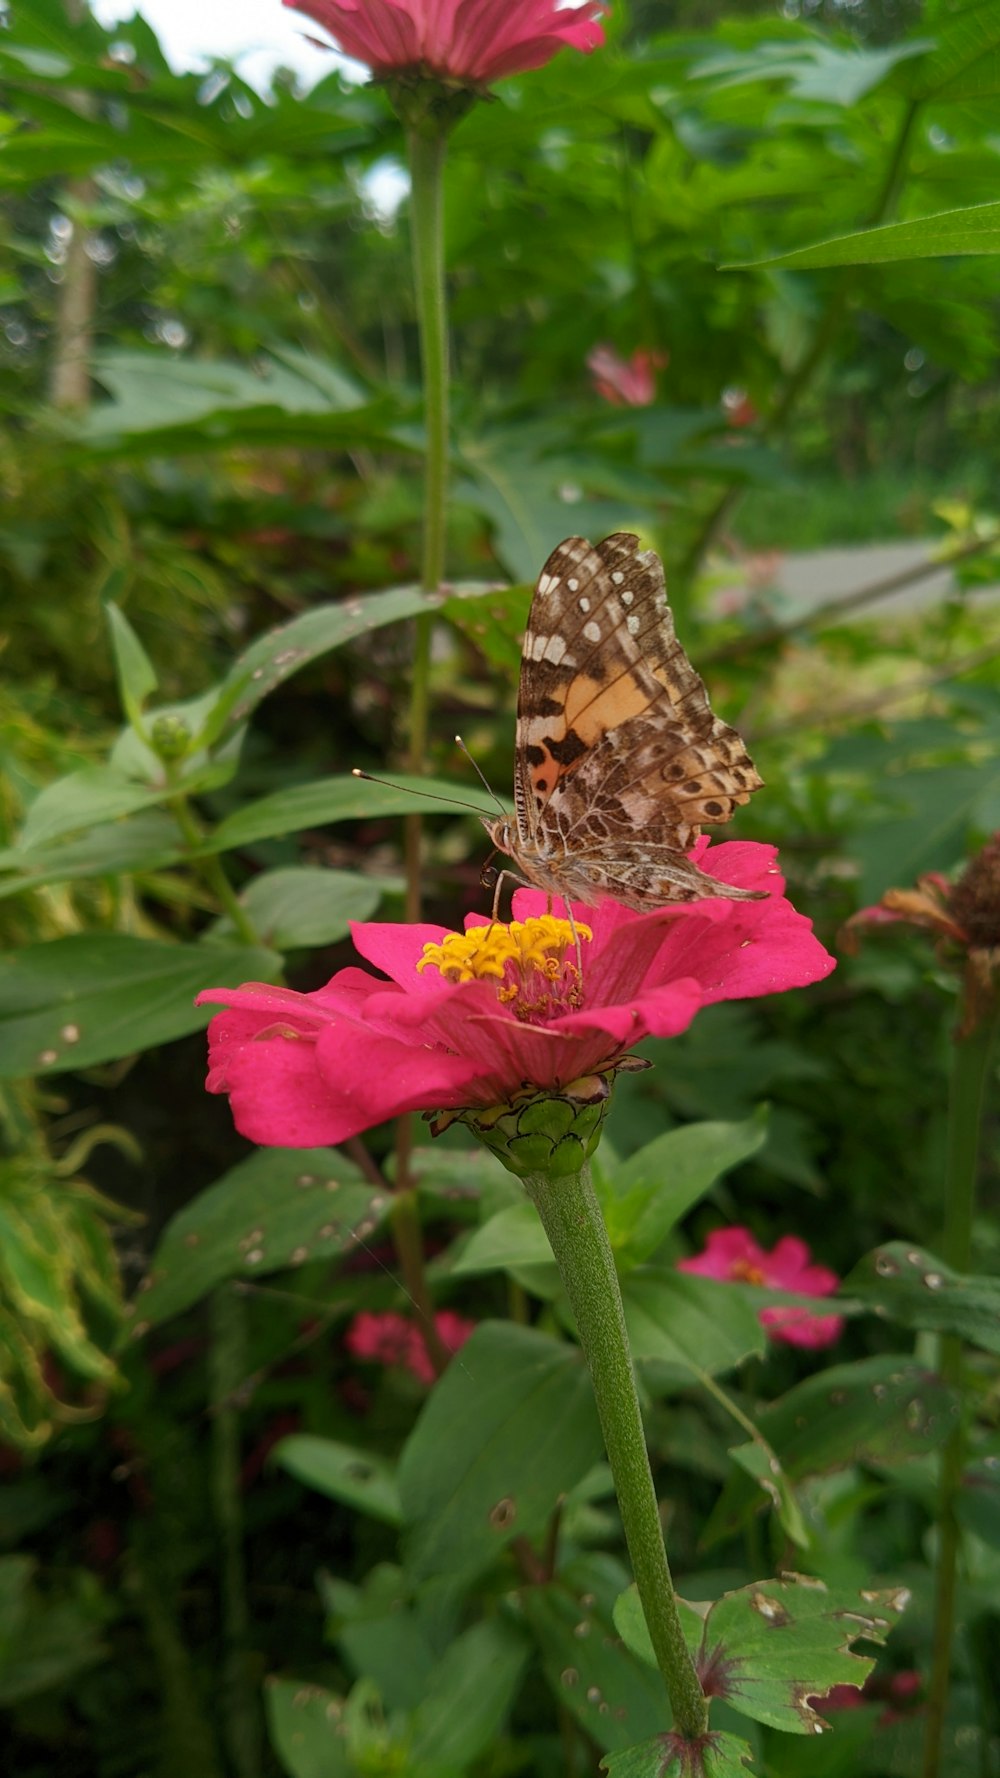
(1, 0), (1000, 1773)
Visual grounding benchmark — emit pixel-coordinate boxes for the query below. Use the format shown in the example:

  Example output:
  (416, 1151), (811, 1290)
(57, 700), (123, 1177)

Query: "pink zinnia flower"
(346, 1308), (474, 1382)
(197, 840), (834, 1148)
(678, 1226), (843, 1349)
(286, 0), (606, 84)
(587, 344), (666, 407)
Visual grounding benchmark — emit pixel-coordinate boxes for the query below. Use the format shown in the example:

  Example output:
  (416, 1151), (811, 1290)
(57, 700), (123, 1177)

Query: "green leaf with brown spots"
(615, 1573), (909, 1734)
(272, 1435), (402, 1527)
(135, 1149), (384, 1326)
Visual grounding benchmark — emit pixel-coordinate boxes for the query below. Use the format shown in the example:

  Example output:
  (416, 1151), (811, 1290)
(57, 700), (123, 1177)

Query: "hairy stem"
(525, 1164), (708, 1739)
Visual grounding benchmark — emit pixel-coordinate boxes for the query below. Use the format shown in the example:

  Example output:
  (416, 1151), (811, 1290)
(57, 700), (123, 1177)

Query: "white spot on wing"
(578, 596), (590, 613)
(621, 589), (634, 606)
(626, 614), (640, 635)
(583, 621), (601, 643)
(544, 633), (569, 665)
(611, 571), (624, 585)
(537, 572), (558, 596)
(567, 577), (579, 592)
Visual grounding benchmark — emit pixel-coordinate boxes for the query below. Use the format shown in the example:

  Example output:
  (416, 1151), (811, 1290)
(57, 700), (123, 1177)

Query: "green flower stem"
(525, 1164), (708, 1740)
(922, 990), (1000, 1778)
(168, 792), (261, 949)
(404, 124), (450, 924)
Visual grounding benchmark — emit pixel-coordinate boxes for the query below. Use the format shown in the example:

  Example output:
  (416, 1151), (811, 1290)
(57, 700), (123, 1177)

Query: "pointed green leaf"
(409, 1618), (529, 1772)
(450, 1201), (552, 1275)
(207, 773), (495, 854)
(846, 1243), (1000, 1354)
(104, 602), (158, 727)
(0, 935), (280, 1077)
(605, 1113), (768, 1264)
(623, 1270), (766, 1377)
(214, 867), (387, 951)
(272, 1435), (401, 1527)
(398, 1322), (602, 1581)
(704, 1357), (959, 1544)
(733, 200), (1000, 270)
(137, 1149), (384, 1325)
(910, 0), (1000, 99)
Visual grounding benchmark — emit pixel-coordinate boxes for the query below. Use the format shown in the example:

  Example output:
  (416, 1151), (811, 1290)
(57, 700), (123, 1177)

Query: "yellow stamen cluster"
(418, 916), (592, 1019)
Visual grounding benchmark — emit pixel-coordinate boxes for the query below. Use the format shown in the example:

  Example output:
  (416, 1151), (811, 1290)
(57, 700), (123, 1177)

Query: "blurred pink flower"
(346, 1308), (475, 1382)
(678, 1226), (843, 1349)
(197, 841), (835, 1148)
(285, 0), (606, 83)
(588, 343), (667, 406)
(721, 386), (757, 428)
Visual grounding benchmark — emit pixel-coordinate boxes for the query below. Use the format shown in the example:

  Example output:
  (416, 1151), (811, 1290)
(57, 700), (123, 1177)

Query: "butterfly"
(481, 531), (764, 910)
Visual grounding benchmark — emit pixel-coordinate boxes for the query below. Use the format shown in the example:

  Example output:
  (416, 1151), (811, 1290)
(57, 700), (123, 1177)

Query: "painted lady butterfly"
(482, 531), (764, 909)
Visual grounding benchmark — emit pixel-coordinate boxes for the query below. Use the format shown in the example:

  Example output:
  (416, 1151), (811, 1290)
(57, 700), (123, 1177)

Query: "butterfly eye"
(480, 861), (500, 890)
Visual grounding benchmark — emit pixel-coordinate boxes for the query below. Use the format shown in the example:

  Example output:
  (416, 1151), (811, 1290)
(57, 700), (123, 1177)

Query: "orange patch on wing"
(564, 672), (654, 742)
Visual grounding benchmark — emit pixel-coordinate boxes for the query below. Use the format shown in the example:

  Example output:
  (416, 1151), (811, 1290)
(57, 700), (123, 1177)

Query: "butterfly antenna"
(454, 734), (507, 815)
(351, 768), (490, 819)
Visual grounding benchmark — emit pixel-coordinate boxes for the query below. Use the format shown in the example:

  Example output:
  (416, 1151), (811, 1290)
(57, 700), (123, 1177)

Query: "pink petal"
(203, 1007), (357, 1146)
(313, 1021), (483, 1130)
(760, 1306), (844, 1349)
(349, 919), (453, 988)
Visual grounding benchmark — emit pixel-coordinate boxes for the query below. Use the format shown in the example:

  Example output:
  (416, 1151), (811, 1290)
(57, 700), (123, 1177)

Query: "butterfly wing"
(513, 533), (761, 877)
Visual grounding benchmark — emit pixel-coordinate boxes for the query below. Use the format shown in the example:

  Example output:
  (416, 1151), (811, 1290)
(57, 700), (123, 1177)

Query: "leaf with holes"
(703, 1357), (958, 1545)
(272, 1436), (401, 1527)
(845, 1243), (1000, 1355)
(615, 1573), (909, 1733)
(398, 1322), (602, 1582)
(135, 1149), (384, 1326)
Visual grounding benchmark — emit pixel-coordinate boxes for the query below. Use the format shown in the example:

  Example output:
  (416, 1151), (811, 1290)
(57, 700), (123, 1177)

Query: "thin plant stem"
(921, 991), (1000, 1778)
(525, 1164), (708, 1740)
(168, 793), (262, 948)
(404, 125), (450, 924)
(209, 1286), (262, 1778)
(389, 1187), (450, 1373)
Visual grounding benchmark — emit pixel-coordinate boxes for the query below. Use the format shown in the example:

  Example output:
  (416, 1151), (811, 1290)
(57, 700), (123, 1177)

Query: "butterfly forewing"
(489, 531), (764, 909)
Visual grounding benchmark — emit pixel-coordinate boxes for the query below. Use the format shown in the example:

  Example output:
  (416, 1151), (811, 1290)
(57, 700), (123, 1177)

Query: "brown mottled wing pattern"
(502, 532), (763, 907)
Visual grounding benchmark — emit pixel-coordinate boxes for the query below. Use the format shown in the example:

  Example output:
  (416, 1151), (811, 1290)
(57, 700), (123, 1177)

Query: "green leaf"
(214, 868), (387, 951)
(208, 774), (492, 855)
(264, 1679), (350, 1778)
(605, 1113), (768, 1265)
(845, 1243), (1000, 1355)
(272, 1435), (401, 1526)
(104, 602), (158, 728)
(0, 1555), (106, 1706)
(623, 1271), (766, 1377)
(136, 1149), (385, 1325)
(409, 1618), (529, 1773)
(734, 200), (1000, 270)
(17, 768), (169, 850)
(704, 1357), (959, 1544)
(615, 1573), (909, 1733)
(523, 1552), (670, 1756)
(0, 814), (185, 900)
(602, 1730), (754, 1777)
(0, 935), (280, 1078)
(201, 582), (499, 749)
(449, 1201), (553, 1275)
(398, 1322), (603, 1581)
(910, 0), (1000, 100)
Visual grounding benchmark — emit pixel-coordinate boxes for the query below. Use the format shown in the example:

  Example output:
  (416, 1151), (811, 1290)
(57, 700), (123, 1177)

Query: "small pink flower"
(587, 343), (666, 406)
(197, 841), (834, 1148)
(678, 1226), (843, 1349)
(286, 0), (606, 84)
(345, 1308), (474, 1383)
